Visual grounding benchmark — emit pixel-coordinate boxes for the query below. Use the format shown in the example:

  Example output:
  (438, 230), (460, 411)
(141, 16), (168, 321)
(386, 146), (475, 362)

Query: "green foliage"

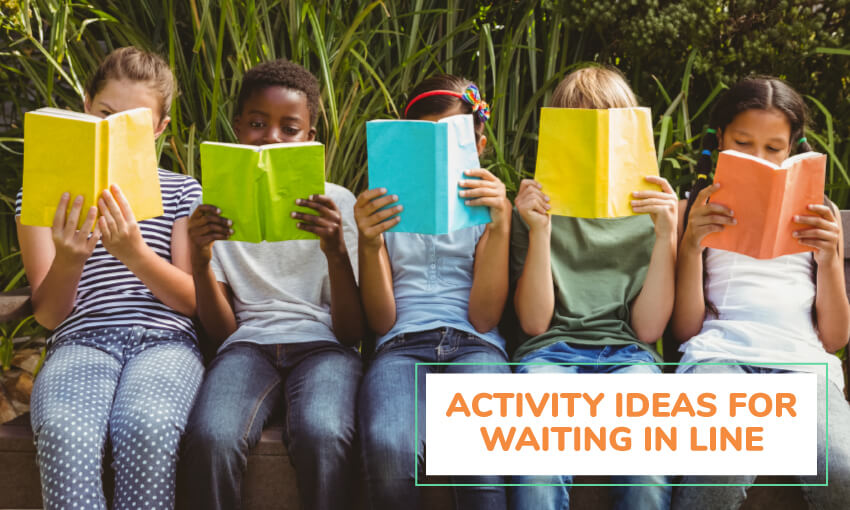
(0, 0), (848, 304)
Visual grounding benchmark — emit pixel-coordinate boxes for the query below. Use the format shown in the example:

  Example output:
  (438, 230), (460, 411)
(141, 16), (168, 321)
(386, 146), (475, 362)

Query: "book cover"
(702, 150), (826, 259)
(366, 114), (491, 235)
(535, 107), (659, 218)
(200, 141), (326, 243)
(21, 107), (163, 228)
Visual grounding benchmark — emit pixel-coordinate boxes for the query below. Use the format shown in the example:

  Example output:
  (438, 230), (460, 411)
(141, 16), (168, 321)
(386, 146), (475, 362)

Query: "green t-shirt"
(509, 210), (660, 362)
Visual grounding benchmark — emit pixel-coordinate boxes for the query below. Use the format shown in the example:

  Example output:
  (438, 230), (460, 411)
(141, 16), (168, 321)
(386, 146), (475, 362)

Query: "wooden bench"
(3, 212), (850, 509)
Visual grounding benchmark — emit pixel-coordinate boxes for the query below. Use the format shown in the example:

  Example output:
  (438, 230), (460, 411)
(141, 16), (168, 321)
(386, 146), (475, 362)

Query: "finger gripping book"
(366, 113), (491, 235)
(200, 141), (326, 243)
(534, 107), (660, 218)
(21, 107), (163, 228)
(702, 150), (827, 259)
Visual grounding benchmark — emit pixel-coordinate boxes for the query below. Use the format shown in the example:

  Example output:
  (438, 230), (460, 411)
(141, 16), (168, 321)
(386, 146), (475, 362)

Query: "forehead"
(241, 86), (311, 119)
(727, 108), (791, 137)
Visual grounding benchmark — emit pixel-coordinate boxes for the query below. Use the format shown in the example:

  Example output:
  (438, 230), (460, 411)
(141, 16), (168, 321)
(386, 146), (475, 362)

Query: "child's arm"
(795, 202), (850, 352)
(97, 185), (196, 317)
(462, 169), (512, 332)
(17, 193), (100, 329)
(293, 194), (364, 347)
(671, 183), (735, 341)
(513, 179), (554, 336)
(353, 188), (401, 336)
(628, 176), (678, 343)
(188, 205), (238, 347)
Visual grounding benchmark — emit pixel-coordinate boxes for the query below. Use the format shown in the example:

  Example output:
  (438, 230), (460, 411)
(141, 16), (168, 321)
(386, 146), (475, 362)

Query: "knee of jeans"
(34, 413), (103, 459)
(182, 419), (245, 462)
(289, 412), (355, 459)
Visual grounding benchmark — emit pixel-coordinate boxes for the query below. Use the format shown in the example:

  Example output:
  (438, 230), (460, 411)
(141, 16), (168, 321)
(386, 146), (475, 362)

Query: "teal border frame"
(414, 361), (829, 487)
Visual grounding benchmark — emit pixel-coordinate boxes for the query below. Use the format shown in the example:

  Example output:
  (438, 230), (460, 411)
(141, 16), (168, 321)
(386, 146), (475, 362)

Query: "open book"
(702, 150), (826, 259)
(200, 141), (325, 242)
(366, 114), (490, 235)
(21, 107), (163, 228)
(534, 107), (660, 218)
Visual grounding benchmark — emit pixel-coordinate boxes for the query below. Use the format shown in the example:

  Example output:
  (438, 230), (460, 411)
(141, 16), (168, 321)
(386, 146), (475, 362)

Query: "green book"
(200, 141), (326, 242)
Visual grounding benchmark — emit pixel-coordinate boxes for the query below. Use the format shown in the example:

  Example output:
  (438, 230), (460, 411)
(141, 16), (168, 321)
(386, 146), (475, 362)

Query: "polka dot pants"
(30, 326), (204, 510)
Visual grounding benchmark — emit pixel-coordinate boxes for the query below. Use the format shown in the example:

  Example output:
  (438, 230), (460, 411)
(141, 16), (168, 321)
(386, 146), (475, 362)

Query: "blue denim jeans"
(30, 326), (203, 510)
(179, 340), (362, 510)
(358, 327), (509, 510)
(672, 361), (850, 510)
(510, 341), (672, 510)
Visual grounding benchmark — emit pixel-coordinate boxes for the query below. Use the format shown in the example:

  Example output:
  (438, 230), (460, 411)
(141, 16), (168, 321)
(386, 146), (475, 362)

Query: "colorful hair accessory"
(404, 84), (490, 122)
(701, 149), (712, 156)
(798, 137), (807, 145)
(706, 128), (717, 134)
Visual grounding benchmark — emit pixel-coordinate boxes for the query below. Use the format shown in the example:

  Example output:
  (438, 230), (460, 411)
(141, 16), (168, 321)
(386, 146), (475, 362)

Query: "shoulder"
(158, 169), (201, 190)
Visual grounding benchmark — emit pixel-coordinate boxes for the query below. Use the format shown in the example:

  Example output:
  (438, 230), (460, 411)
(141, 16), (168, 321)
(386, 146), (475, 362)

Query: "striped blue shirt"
(15, 169), (200, 342)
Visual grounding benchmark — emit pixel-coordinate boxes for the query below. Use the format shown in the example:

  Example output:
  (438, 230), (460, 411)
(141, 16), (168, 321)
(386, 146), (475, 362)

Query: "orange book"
(701, 150), (826, 259)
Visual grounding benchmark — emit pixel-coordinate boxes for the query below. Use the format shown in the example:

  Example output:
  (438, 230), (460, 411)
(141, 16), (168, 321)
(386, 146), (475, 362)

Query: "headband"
(404, 84), (491, 122)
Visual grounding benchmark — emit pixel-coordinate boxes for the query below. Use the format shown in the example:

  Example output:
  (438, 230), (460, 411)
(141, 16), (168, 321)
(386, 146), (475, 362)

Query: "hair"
(404, 74), (486, 140)
(682, 76), (814, 318)
(550, 65), (638, 109)
(235, 59), (321, 126)
(86, 46), (176, 120)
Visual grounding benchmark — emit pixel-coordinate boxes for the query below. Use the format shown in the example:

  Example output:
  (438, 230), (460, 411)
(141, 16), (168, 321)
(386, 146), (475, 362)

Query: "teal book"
(200, 141), (325, 242)
(366, 114), (491, 235)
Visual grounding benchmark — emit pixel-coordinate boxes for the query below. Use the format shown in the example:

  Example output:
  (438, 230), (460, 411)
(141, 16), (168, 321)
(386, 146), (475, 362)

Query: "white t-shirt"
(200, 182), (358, 350)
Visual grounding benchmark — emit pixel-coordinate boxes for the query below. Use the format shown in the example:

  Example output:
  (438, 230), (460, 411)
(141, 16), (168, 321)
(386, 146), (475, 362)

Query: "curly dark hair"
(235, 59), (320, 126)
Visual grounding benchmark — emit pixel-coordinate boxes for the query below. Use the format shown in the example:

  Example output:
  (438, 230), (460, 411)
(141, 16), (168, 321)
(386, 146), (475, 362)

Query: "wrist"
(121, 243), (156, 272)
(359, 233), (385, 253)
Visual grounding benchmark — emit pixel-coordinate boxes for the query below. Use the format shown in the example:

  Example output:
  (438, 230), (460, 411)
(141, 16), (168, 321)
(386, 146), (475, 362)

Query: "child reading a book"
(15, 46), (203, 510)
(180, 59), (364, 510)
(509, 66), (676, 509)
(671, 77), (850, 508)
(355, 75), (511, 508)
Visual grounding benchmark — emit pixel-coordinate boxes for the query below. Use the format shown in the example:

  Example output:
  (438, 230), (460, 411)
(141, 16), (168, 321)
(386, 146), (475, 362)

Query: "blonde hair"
(550, 65), (637, 109)
(86, 46), (176, 119)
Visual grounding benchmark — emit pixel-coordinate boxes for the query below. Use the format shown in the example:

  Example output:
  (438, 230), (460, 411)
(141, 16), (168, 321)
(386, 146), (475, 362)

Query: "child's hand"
(97, 185), (149, 265)
(459, 169), (512, 231)
(354, 188), (402, 250)
(681, 182), (735, 252)
(292, 195), (349, 259)
(794, 204), (841, 265)
(51, 192), (101, 266)
(187, 205), (232, 268)
(514, 179), (551, 232)
(630, 176), (678, 239)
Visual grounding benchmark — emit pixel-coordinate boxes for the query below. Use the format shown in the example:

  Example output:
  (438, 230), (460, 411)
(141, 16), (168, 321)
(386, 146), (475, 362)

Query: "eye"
(100, 110), (113, 117)
(283, 126), (299, 135)
(734, 140), (750, 146)
(249, 120), (265, 128)
(766, 146), (782, 153)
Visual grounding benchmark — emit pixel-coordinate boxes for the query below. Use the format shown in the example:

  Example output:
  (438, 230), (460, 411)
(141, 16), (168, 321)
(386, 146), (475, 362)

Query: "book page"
(21, 111), (100, 229)
(105, 108), (163, 221)
(773, 154), (826, 257)
(607, 107), (660, 217)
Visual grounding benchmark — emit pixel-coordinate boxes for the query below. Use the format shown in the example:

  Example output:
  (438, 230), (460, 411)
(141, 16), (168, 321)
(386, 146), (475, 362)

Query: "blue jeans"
(359, 327), (509, 510)
(30, 326), (203, 510)
(510, 342), (672, 510)
(672, 361), (850, 510)
(179, 340), (362, 510)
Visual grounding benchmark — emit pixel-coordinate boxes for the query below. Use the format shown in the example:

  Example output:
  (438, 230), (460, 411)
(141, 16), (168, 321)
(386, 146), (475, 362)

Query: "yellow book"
(535, 107), (659, 218)
(21, 107), (163, 228)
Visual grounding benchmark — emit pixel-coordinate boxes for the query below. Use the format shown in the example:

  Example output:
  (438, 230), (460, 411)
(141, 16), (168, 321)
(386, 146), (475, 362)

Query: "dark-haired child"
(672, 76), (850, 509)
(509, 66), (676, 510)
(355, 75), (511, 509)
(180, 59), (364, 510)
(18, 46), (203, 510)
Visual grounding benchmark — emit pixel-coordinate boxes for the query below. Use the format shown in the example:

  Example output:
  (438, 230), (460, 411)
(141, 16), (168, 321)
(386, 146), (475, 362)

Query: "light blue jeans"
(510, 341), (672, 510)
(358, 327), (510, 510)
(30, 326), (203, 510)
(672, 360), (850, 510)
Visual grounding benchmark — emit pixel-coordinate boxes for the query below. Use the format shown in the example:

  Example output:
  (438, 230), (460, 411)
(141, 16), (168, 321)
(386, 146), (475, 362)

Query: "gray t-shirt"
(203, 182), (358, 350)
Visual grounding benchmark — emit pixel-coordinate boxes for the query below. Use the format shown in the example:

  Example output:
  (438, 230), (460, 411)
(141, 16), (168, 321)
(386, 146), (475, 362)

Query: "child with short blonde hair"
(509, 66), (676, 509)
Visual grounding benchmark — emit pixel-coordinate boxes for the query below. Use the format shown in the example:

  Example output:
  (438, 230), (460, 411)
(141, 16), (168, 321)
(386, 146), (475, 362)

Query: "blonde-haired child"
(16, 46), (203, 509)
(509, 65), (676, 509)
